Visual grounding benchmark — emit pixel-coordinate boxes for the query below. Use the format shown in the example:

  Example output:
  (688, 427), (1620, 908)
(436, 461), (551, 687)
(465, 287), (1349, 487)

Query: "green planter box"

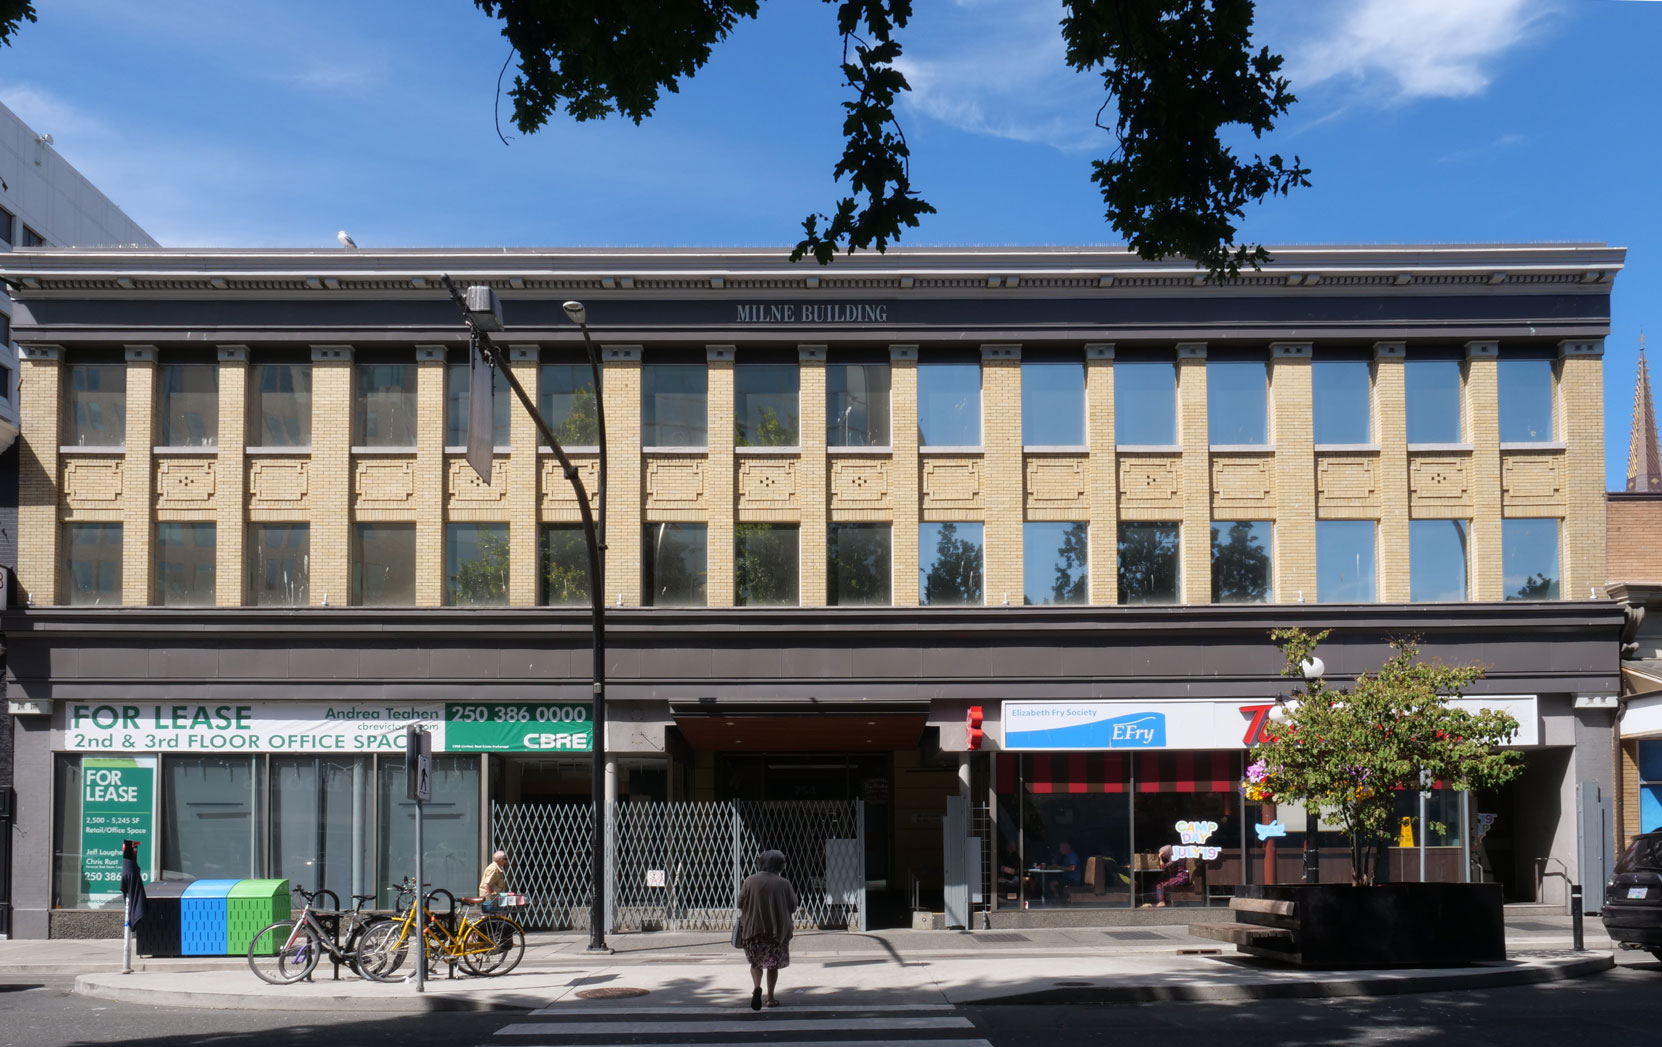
(227, 879), (290, 956)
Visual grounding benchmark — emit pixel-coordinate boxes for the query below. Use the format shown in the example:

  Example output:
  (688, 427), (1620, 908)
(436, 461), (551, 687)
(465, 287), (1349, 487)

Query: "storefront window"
(1118, 522), (1179, 604)
(446, 522), (510, 606)
(248, 359), (311, 447)
(248, 523), (309, 606)
(157, 361), (218, 447)
(53, 754), (159, 909)
(919, 522), (983, 606)
(828, 523), (891, 606)
(155, 522), (217, 606)
(377, 755), (480, 909)
(162, 755), (267, 882)
(62, 522), (122, 606)
(272, 756), (375, 899)
(735, 523), (799, 606)
(643, 522), (708, 606)
(827, 359), (890, 446)
(1023, 522), (1087, 605)
(540, 524), (590, 606)
(735, 359), (799, 447)
(1639, 740), (1662, 833)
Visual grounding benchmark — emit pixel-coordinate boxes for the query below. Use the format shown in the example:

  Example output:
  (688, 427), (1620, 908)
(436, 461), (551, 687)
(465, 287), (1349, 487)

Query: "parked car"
(1603, 831), (1662, 962)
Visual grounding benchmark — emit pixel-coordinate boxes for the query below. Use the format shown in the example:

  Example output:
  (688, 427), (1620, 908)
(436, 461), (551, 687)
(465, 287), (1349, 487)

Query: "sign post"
(406, 724), (432, 992)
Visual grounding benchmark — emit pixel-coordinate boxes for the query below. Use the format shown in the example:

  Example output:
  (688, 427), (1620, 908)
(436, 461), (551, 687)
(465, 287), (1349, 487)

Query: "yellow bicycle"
(356, 887), (525, 980)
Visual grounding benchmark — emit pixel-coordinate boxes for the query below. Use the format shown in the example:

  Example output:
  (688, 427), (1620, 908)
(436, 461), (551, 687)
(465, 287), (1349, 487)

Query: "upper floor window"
(62, 522), (122, 605)
(0, 205), (13, 246)
(642, 359), (707, 447)
(735, 358), (799, 447)
(540, 524), (590, 606)
(1498, 357), (1554, 442)
(353, 357), (418, 447)
(1316, 520), (1376, 602)
(444, 351), (510, 448)
(736, 523), (800, 605)
(1405, 357), (1463, 443)
(828, 523), (891, 605)
(446, 523), (509, 606)
(1207, 359), (1267, 445)
(155, 522), (216, 606)
(248, 523), (309, 606)
(1022, 358), (1084, 446)
(918, 360), (980, 447)
(352, 523), (416, 605)
(1024, 521), (1087, 605)
(920, 522), (983, 605)
(539, 355), (598, 446)
(248, 359), (312, 447)
(1503, 518), (1559, 600)
(1115, 360), (1176, 445)
(1313, 358), (1372, 444)
(1410, 519), (1468, 602)
(63, 358), (126, 446)
(1118, 521), (1179, 604)
(827, 358), (890, 447)
(157, 361), (218, 447)
(644, 522), (708, 606)
(1212, 521), (1271, 603)
(19, 225), (46, 247)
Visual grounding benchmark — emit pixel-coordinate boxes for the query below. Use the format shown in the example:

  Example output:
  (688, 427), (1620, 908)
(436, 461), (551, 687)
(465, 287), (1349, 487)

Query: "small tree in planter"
(1248, 628), (1525, 887)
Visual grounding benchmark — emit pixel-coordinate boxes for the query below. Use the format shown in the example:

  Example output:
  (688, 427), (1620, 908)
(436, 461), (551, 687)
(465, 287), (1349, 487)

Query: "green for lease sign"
(81, 756), (155, 904)
(443, 703), (592, 752)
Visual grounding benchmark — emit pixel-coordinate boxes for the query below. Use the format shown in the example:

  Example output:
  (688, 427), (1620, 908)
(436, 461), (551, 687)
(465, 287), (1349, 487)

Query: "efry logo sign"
(1002, 702), (1167, 750)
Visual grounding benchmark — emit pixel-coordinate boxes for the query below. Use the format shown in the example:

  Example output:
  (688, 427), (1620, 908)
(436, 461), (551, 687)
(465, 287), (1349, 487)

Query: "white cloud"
(1278, 0), (1558, 103)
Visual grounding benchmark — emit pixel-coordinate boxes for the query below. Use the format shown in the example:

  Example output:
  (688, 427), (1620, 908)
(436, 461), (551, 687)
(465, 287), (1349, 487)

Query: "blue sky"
(2, 0), (1659, 488)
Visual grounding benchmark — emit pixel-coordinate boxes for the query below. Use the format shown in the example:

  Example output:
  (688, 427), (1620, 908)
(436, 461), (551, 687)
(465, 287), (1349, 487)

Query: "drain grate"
(974, 932), (1032, 944)
(1104, 930), (1167, 941)
(576, 987), (650, 999)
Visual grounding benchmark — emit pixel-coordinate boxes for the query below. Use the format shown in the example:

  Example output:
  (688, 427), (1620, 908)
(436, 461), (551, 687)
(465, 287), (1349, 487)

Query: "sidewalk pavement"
(0, 910), (1623, 1012)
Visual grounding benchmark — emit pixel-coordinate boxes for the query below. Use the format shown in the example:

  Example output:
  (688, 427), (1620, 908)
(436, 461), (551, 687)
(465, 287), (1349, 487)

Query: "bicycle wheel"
(247, 920), (321, 984)
(461, 914), (525, 977)
(354, 918), (413, 982)
(342, 915), (391, 977)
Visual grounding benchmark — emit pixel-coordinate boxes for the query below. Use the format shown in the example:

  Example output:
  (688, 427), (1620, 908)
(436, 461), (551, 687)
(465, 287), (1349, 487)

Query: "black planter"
(1233, 882), (1505, 968)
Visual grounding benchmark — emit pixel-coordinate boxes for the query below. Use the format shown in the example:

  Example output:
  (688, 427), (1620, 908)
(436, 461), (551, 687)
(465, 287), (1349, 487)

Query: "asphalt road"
(2, 953), (1659, 1047)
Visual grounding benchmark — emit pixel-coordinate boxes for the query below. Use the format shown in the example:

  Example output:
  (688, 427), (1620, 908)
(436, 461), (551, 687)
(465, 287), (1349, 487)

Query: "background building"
(0, 98), (156, 937)
(0, 243), (1624, 937)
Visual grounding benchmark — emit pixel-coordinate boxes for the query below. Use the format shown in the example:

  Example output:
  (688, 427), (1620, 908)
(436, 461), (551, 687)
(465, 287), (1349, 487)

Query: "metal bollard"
(1570, 884), (1584, 951)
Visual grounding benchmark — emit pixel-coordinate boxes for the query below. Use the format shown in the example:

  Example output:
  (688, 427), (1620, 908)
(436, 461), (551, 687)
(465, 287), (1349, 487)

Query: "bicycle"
(245, 883), (405, 984)
(355, 886), (525, 981)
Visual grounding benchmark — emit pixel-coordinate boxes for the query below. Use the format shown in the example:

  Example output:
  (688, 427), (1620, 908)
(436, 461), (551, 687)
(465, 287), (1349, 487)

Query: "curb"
(967, 953), (1616, 1005)
(71, 973), (551, 1013)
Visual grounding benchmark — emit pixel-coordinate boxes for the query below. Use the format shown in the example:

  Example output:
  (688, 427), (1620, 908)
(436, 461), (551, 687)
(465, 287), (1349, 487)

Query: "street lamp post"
(443, 277), (611, 952)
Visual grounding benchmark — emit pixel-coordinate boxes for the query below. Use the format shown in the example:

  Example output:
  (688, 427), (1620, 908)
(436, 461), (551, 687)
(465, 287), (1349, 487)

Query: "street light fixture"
(442, 276), (610, 952)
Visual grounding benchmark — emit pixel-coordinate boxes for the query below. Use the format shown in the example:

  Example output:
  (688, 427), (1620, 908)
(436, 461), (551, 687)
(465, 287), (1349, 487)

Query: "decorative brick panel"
(1210, 455), (1274, 513)
(1408, 455), (1473, 515)
(1118, 456), (1180, 509)
(1316, 455), (1380, 511)
(1025, 457), (1087, 515)
(62, 459), (124, 508)
(540, 457), (601, 521)
(645, 457), (707, 515)
(154, 459), (216, 506)
(354, 458), (416, 505)
(921, 457), (983, 511)
(830, 458), (891, 512)
(737, 457), (798, 511)
(248, 459), (309, 507)
(448, 458), (510, 506)
(1501, 453), (1566, 512)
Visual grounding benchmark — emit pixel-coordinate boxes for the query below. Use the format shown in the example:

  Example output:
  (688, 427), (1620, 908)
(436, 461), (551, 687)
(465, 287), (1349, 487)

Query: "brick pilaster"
(121, 346), (156, 605)
(1176, 344), (1210, 603)
(602, 346), (642, 607)
(1085, 345), (1117, 604)
(981, 345), (1022, 604)
(508, 345), (540, 606)
(1374, 343), (1409, 602)
(16, 345), (61, 602)
(1559, 340), (1605, 598)
(799, 346), (829, 607)
(415, 346), (447, 605)
(309, 346), (352, 606)
(215, 346), (248, 605)
(1465, 342), (1503, 601)
(1270, 343), (1314, 602)
(706, 346), (735, 608)
(890, 346), (920, 607)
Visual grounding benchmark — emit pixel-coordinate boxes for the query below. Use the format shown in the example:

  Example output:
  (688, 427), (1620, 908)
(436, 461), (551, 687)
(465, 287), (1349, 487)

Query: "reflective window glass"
(1410, 519), (1468, 602)
(1211, 521), (1272, 603)
(540, 524), (590, 606)
(445, 355), (511, 447)
(539, 359), (598, 445)
(643, 522), (708, 606)
(1023, 522), (1087, 605)
(1499, 358), (1554, 442)
(63, 361), (126, 446)
(353, 359), (418, 447)
(271, 756), (375, 898)
(376, 756), (478, 909)
(248, 523), (309, 606)
(920, 522), (984, 605)
(157, 362), (218, 447)
(155, 522), (217, 606)
(248, 361), (311, 446)
(352, 523), (416, 605)
(1114, 361), (1176, 444)
(736, 360), (799, 447)
(643, 361), (707, 447)
(736, 523), (800, 606)
(1118, 522), (1179, 604)
(1503, 518), (1559, 600)
(827, 361), (891, 446)
(162, 755), (267, 881)
(62, 522), (122, 606)
(1316, 520), (1376, 602)
(1207, 360), (1267, 445)
(828, 523), (891, 606)
(1022, 360), (1084, 446)
(446, 522), (509, 606)
(1313, 359), (1372, 444)
(1405, 359), (1463, 443)
(918, 362), (981, 446)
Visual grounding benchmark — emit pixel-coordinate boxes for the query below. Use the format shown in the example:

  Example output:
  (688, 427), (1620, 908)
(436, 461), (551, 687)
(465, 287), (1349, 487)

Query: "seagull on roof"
(337, 230), (358, 249)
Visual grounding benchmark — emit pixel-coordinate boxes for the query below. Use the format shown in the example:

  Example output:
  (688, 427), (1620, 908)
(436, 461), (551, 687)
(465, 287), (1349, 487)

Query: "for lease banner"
(80, 755), (155, 905)
(59, 701), (446, 753)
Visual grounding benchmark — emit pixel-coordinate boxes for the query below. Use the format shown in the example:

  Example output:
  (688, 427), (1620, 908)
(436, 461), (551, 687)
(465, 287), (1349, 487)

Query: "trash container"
(180, 879), (238, 956)
(135, 881), (189, 958)
(227, 879), (290, 956)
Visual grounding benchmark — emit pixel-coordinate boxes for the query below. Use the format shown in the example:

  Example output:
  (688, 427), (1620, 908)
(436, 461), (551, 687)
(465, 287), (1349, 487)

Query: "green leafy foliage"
(540, 526), (590, 605)
(735, 405), (795, 447)
(558, 385), (600, 446)
(450, 529), (511, 606)
(0, 1), (35, 48)
(1211, 521), (1270, 602)
(735, 523), (799, 606)
(1042, 522), (1088, 605)
(923, 522), (982, 606)
(1251, 628), (1524, 886)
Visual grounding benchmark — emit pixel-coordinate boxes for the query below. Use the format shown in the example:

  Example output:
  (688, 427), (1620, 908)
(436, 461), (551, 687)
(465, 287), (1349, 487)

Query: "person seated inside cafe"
(1053, 841), (1083, 901)
(998, 841), (1025, 898)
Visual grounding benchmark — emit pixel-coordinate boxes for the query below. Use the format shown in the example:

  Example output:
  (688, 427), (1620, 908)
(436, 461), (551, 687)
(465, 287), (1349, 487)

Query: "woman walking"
(735, 849), (799, 1010)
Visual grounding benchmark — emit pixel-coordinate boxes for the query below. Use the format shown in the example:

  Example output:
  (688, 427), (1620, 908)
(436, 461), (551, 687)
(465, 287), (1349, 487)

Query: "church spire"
(1629, 334), (1662, 492)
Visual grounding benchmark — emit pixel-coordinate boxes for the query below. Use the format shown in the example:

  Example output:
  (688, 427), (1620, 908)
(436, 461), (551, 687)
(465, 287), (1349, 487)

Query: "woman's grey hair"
(757, 849), (787, 874)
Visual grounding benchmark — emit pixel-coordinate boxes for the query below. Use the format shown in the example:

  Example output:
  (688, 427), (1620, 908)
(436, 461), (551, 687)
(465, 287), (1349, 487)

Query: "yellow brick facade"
(14, 337), (1608, 611)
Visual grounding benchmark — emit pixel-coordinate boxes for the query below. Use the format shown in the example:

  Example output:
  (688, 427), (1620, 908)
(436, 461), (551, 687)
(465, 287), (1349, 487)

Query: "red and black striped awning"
(998, 751), (1240, 794)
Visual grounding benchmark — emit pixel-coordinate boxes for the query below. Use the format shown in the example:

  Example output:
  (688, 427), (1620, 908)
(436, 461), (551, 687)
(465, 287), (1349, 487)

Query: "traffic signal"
(966, 705), (984, 750)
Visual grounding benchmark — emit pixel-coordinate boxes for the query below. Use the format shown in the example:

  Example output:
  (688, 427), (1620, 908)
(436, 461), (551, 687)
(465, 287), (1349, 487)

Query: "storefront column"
(958, 752), (971, 805)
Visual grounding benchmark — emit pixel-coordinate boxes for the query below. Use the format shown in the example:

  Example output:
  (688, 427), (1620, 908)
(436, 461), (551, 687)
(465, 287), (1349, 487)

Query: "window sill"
(152, 446), (219, 455)
(643, 446), (709, 455)
(1315, 443), (1380, 453)
(540, 445), (599, 454)
(1209, 444), (1274, 453)
(1408, 443), (1474, 453)
(1115, 444), (1182, 454)
(827, 445), (893, 455)
(919, 445), (984, 454)
(444, 446), (513, 454)
(351, 446), (418, 455)
(59, 445), (125, 455)
(735, 445), (802, 456)
(246, 446), (313, 455)
(1500, 441), (1566, 451)
(1023, 445), (1089, 454)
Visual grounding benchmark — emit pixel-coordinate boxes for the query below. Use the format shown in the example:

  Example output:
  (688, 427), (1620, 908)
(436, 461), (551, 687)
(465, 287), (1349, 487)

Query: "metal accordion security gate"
(490, 799), (866, 933)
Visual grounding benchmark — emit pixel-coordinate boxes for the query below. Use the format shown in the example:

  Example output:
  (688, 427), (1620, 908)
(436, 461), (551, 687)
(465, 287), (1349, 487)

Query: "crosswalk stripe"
(497, 1016), (974, 1037)
(526, 1003), (959, 1016)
